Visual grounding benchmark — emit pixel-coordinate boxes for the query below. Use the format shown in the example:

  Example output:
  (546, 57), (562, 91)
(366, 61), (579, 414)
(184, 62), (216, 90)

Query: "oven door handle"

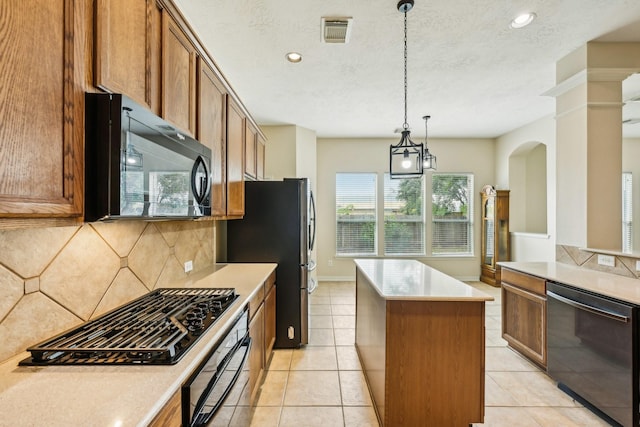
(192, 335), (252, 427)
(547, 290), (630, 323)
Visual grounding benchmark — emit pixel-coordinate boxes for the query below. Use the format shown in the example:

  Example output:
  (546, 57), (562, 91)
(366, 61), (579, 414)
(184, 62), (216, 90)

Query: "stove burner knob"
(185, 312), (205, 331)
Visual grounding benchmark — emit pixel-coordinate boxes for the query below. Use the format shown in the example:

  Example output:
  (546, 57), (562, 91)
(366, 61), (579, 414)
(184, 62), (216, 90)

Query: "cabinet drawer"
(502, 268), (545, 296)
(264, 270), (276, 295)
(248, 285), (264, 320)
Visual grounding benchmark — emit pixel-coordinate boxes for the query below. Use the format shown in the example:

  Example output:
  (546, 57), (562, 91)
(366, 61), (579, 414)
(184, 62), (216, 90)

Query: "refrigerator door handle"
(308, 277), (318, 294)
(309, 190), (316, 252)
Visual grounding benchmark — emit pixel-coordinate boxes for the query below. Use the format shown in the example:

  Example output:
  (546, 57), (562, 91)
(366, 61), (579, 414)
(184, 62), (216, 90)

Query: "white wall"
(496, 115), (556, 262)
(316, 137), (495, 281)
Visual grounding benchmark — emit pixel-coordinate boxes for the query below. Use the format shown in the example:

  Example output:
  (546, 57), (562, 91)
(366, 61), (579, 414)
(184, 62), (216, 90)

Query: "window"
(336, 173), (377, 255)
(384, 174), (424, 255)
(623, 172), (633, 252)
(431, 173), (474, 255)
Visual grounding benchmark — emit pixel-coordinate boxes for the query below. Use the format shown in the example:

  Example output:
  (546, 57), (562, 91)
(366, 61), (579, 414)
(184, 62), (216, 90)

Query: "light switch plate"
(184, 260), (193, 273)
(636, 260), (640, 271)
(597, 254), (615, 267)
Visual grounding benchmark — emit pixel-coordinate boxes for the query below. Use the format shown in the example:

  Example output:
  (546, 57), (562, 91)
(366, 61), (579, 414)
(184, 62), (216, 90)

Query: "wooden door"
(197, 58), (227, 217)
(94, 0), (161, 113)
(226, 98), (245, 216)
(0, 0), (84, 220)
(248, 302), (265, 403)
(264, 284), (276, 360)
(161, 11), (196, 136)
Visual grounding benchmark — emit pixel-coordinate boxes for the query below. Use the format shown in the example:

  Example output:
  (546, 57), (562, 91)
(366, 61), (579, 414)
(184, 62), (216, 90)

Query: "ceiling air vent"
(321, 17), (353, 44)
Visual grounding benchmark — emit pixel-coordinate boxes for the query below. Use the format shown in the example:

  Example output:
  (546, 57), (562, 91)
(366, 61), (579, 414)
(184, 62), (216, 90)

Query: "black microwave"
(85, 93), (211, 221)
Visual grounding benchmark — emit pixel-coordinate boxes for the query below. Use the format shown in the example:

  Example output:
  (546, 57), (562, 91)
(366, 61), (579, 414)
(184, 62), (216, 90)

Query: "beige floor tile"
(229, 406), (281, 427)
(310, 304), (332, 315)
(256, 370), (288, 407)
(340, 370), (372, 406)
(334, 328), (355, 345)
(310, 295), (331, 305)
(331, 304), (356, 315)
(337, 345), (362, 370)
(343, 406), (380, 427)
(488, 371), (580, 407)
(333, 315), (355, 329)
(308, 328), (335, 346)
(475, 406), (543, 426)
(309, 314), (333, 329)
(283, 371), (342, 406)
(485, 304), (502, 316)
(290, 346), (337, 370)
(311, 286), (331, 297)
(279, 406), (344, 427)
(332, 296), (356, 305)
(528, 406), (612, 426)
(485, 347), (540, 372)
(269, 350), (293, 371)
(485, 315), (502, 330)
(484, 373), (520, 406)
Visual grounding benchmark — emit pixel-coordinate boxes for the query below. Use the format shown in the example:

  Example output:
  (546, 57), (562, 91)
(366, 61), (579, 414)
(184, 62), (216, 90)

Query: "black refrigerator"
(226, 178), (316, 348)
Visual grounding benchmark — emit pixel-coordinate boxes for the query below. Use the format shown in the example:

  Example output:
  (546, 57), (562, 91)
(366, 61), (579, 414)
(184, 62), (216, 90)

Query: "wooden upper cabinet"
(197, 58), (227, 217)
(245, 122), (257, 179)
(161, 11), (197, 136)
(226, 98), (245, 216)
(94, 0), (161, 113)
(0, 0), (84, 219)
(257, 135), (266, 180)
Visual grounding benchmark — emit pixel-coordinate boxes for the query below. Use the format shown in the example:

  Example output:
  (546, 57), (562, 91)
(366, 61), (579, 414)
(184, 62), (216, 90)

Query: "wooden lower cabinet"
(264, 284), (276, 361)
(501, 268), (547, 368)
(356, 268), (486, 426)
(148, 389), (181, 427)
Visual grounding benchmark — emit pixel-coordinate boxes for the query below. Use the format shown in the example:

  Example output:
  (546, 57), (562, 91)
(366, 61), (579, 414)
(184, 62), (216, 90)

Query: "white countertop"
(499, 262), (640, 305)
(354, 259), (494, 302)
(0, 263), (276, 427)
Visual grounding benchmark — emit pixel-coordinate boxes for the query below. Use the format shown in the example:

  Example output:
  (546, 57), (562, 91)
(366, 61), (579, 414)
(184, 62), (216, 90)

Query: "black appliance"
(19, 288), (237, 366)
(547, 281), (638, 427)
(226, 178), (316, 348)
(85, 92), (212, 221)
(182, 305), (251, 427)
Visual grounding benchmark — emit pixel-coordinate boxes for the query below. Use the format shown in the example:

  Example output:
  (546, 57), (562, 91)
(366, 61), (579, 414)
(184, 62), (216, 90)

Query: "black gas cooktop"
(20, 288), (237, 366)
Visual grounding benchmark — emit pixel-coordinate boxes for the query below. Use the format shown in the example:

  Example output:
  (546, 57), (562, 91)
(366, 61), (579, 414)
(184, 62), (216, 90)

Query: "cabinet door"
(264, 284), (276, 361)
(248, 302), (265, 404)
(161, 11), (196, 136)
(197, 58), (227, 217)
(226, 98), (245, 216)
(148, 389), (181, 427)
(244, 122), (257, 179)
(256, 135), (266, 180)
(94, 0), (160, 113)
(502, 282), (546, 367)
(0, 0), (83, 218)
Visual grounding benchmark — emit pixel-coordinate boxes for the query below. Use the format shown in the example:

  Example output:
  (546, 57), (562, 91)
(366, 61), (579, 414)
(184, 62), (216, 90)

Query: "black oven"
(85, 92), (212, 221)
(547, 281), (638, 427)
(182, 305), (251, 427)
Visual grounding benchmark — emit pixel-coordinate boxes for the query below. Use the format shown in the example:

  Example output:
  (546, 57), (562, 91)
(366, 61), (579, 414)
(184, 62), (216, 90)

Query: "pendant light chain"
(403, 11), (409, 130)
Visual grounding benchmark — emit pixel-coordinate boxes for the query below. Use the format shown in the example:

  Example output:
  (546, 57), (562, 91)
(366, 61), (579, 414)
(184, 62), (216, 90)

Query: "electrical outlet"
(184, 260), (193, 273)
(597, 255), (615, 267)
(636, 260), (640, 271)
(328, 259), (333, 267)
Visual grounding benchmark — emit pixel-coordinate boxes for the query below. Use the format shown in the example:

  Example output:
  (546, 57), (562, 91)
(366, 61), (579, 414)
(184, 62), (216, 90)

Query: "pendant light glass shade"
(422, 115), (436, 171)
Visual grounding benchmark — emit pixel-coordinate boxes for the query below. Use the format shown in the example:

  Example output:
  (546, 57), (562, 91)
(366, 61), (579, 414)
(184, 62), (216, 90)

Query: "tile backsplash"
(0, 220), (216, 363)
(556, 244), (640, 279)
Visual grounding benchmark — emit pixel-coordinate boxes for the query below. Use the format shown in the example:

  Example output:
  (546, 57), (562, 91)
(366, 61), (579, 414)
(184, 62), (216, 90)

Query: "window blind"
(431, 173), (474, 255)
(336, 173), (377, 255)
(384, 174), (425, 255)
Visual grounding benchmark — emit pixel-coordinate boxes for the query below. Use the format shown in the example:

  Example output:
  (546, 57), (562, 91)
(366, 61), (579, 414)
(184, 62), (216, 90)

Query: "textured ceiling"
(173, 0), (640, 139)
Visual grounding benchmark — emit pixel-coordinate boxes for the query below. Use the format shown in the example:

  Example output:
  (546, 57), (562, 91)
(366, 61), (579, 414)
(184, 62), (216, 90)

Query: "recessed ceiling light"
(510, 12), (536, 29)
(285, 52), (302, 63)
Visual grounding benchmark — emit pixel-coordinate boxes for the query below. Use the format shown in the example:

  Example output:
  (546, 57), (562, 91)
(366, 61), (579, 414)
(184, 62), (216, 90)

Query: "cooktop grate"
(20, 288), (237, 366)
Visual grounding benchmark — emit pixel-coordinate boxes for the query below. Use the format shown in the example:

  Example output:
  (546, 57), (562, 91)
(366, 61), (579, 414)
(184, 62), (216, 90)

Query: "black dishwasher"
(547, 281), (638, 427)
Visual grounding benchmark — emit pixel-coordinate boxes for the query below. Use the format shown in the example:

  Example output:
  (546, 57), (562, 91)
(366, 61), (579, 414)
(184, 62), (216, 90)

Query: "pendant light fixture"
(389, 0), (423, 179)
(422, 115), (437, 170)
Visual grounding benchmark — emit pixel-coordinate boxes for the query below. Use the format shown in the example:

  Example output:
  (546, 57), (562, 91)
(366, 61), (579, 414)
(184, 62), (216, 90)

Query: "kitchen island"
(0, 263), (276, 427)
(354, 259), (494, 427)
